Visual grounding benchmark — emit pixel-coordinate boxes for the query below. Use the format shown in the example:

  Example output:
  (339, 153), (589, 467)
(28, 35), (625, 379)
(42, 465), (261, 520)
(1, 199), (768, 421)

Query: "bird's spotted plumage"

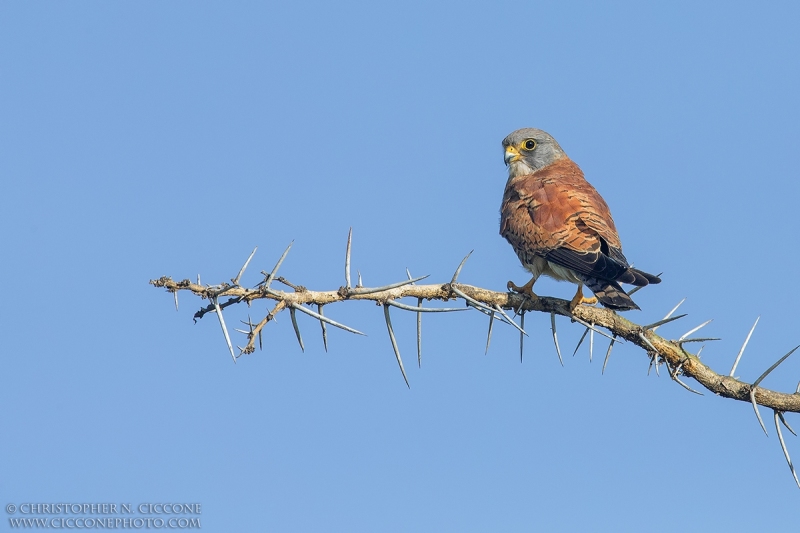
(500, 128), (660, 310)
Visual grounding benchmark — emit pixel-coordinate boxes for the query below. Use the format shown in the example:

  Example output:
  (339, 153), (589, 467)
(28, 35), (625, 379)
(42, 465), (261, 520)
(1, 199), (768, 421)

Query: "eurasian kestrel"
(500, 128), (660, 311)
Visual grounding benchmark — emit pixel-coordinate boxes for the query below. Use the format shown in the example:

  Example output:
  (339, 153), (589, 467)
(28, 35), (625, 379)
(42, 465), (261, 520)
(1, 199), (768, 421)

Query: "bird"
(499, 128), (660, 311)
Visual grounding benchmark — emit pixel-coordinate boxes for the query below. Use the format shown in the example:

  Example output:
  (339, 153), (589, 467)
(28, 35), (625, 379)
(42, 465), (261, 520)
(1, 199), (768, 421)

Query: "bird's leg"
(507, 277), (539, 301)
(569, 283), (597, 311)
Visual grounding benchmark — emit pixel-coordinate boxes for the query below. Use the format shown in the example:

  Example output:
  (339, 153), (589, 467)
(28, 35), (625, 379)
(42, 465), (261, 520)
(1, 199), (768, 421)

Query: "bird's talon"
(507, 279), (539, 301)
(569, 285), (597, 311)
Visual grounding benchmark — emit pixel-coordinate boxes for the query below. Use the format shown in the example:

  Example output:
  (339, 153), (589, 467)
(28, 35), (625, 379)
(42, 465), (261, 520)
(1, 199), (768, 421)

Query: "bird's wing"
(501, 158), (635, 283)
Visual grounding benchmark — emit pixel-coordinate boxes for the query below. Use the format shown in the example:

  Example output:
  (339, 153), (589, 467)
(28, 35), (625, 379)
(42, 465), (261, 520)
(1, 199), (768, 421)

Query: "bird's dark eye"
(522, 139), (536, 150)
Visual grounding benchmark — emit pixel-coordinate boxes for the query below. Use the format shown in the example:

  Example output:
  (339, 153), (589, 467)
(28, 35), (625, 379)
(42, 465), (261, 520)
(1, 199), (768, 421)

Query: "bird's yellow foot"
(569, 284), (597, 312)
(507, 278), (539, 301)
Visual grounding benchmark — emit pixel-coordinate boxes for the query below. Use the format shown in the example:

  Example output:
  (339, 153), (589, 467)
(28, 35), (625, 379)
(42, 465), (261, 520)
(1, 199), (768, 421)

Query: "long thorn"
(450, 251), (473, 285)
(573, 327), (589, 357)
(233, 246), (258, 285)
(639, 331), (659, 355)
(290, 302), (366, 336)
(673, 375), (704, 395)
(485, 310), (495, 355)
(264, 242), (293, 289)
(750, 387), (768, 436)
(289, 306), (304, 352)
(345, 228), (352, 290)
(493, 304), (528, 336)
(551, 312), (563, 366)
(602, 335), (617, 374)
(318, 304), (328, 352)
(774, 410), (800, 489)
(416, 297), (422, 367)
(520, 311), (525, 363)
(383, 304), (409, 388)
(348, 275), (429, 295)
(679, 319), (713, 341)
(779, 412), (797, 437)
(730, 316), (759, 377)
(384, 301), (468, 313)
(644, 314), (687, 331)
(448, 286), (517, 329)
(668, 361), (703, 395)
(450, 286), (497, 315)
(679, 337), (721, 343)
(571, 316), (615, 341)
(173, 291), (179, 311)
(590, 326), (594, 362)
(212, 296), (236, 363)
(753, 345), (800, 388)
(652, 298), (686, 332)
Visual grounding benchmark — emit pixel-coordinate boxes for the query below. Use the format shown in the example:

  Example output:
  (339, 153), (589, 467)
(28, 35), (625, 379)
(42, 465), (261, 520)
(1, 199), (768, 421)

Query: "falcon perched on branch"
(500, 128), (660, 311)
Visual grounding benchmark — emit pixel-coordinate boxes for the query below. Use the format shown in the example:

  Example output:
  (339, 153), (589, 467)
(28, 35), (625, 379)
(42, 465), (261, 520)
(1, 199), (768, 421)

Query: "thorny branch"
(150, 234), (800, 488)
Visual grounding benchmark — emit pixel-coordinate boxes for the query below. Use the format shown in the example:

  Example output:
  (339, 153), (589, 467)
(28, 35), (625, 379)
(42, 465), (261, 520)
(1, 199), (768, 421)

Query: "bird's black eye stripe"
(522, 139), (536, 150)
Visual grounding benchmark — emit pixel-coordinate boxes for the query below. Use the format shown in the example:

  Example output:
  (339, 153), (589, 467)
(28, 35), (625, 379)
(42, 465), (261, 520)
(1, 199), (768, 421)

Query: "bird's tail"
(584, 277), (640, 311)
(616, 267), (662, 287)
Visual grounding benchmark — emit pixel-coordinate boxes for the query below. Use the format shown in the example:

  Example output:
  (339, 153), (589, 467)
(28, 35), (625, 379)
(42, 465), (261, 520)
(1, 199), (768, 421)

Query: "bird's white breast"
(523, 256), (582, 285)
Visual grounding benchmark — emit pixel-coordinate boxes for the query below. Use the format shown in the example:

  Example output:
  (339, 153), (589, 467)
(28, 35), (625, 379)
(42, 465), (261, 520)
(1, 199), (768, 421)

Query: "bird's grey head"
(502, 128), (567, 179)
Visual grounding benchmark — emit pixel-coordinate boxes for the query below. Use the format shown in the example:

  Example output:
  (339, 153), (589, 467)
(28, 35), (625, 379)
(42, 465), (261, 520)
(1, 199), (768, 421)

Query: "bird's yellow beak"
(504, 145), (520, 166)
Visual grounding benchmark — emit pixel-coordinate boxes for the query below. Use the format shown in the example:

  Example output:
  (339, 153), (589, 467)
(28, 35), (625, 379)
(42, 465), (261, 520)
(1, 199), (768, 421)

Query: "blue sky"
(2, 1), (800, 530)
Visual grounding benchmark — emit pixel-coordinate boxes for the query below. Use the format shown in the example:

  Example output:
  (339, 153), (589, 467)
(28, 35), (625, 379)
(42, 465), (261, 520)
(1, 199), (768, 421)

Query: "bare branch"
(150, 252), (800, 414)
